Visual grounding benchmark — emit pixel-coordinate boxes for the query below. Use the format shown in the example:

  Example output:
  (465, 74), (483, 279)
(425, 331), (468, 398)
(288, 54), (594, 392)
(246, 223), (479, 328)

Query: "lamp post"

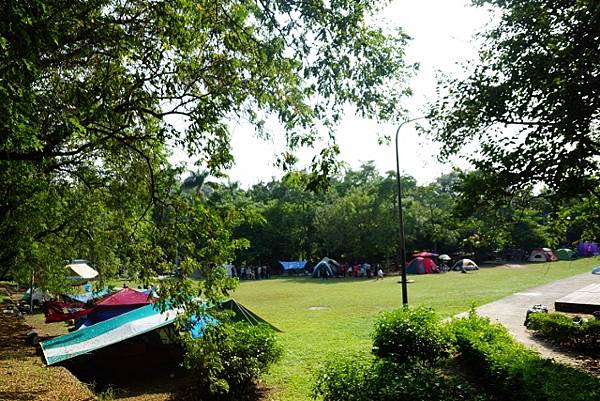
(395, 116), (428, 305)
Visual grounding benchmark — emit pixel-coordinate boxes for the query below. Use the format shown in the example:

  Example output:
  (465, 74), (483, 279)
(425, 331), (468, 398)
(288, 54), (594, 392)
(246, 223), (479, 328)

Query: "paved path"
(457, 272), (600, 364)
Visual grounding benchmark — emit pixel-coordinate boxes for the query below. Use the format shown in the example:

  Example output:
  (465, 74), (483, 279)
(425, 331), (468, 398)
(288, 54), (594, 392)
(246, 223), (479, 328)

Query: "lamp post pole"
(395, 116), (428, 306)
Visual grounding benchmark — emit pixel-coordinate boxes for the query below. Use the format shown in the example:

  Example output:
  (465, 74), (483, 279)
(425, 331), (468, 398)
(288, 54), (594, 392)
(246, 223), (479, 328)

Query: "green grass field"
(232, 259), (599, 401)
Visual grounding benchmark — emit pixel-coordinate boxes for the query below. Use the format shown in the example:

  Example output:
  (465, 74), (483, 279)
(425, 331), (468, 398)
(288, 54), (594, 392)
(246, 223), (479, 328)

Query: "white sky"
(171, 0), (493, 187)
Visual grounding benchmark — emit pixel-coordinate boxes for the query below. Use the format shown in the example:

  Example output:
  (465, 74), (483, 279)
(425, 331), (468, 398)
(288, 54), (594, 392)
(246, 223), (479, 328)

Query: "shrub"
(183, 322), (283, 400)
(312, 353), (373, 401)
(312, 353), (489, 401)
(448, 311), (600, 401)
(372, 306), (452, 365)
(526, 312), (600, 352)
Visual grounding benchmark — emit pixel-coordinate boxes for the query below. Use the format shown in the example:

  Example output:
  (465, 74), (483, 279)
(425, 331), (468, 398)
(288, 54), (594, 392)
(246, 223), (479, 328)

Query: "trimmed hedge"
(526, 312), (600, 352)
(448, 311), (600, 401)
(371, 306), (453, 365)
(312, 354), (489, 401)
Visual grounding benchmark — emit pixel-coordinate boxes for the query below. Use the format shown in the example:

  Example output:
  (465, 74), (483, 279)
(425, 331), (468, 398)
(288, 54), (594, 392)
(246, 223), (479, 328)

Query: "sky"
(172, 0), (493, 187)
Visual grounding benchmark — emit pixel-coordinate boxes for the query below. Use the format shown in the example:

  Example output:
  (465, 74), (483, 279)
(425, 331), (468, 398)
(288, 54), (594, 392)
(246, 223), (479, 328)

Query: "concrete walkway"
(458, 272), (600, 364)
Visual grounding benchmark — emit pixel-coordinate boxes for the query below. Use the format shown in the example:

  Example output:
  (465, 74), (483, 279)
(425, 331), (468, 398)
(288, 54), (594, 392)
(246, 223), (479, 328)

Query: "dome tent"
(557, 248), (577, 260)
(577, 242), (599, 257)
(528, 248), (558, 262)
(311, 257), (339, 278)
(405, 257), (439, 274)
(452, 259), (479, 271)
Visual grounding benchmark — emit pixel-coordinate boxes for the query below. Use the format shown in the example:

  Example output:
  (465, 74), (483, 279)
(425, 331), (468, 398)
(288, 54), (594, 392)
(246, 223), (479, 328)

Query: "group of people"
(335, 262), (385, 279)
(227, 265), (271, 280)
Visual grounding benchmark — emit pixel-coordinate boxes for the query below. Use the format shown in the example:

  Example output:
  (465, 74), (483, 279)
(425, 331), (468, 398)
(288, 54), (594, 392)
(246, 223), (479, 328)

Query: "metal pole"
(395, 116), (428, 306)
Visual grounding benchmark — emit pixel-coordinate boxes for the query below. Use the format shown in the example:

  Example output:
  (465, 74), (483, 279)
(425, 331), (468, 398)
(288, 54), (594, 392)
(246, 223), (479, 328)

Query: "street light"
(395, 116), (428, 305)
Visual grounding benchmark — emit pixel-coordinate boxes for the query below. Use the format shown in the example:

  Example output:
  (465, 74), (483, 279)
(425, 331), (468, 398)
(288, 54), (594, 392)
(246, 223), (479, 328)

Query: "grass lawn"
(232, 259), (599, 401)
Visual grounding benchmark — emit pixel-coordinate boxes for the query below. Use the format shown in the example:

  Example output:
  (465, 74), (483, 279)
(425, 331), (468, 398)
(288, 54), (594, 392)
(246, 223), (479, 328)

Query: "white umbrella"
(439, 254), (451, 261)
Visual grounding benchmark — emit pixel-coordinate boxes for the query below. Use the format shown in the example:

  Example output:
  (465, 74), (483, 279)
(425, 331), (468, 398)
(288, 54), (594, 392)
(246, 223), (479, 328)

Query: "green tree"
(429, 0), (600, 203)
(1, 0), (414, 287)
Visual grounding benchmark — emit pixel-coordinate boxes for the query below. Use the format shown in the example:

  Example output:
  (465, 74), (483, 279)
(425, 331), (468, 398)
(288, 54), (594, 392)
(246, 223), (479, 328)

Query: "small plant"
(96, 386), (117, 401)
(371, 306), (453, 365)
(182, 322), (283, 400)
(312, 353), (373, 401)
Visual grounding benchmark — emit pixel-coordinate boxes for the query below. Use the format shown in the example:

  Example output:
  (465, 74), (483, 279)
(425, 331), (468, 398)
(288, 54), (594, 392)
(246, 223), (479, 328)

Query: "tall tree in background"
(0, 0), (414, 289)
(429, 0), (600, 208)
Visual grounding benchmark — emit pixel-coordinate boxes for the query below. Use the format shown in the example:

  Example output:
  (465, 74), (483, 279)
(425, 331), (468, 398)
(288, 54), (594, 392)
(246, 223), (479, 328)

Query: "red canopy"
(43, 288), (155, 323)
(95, 288), (155, 307)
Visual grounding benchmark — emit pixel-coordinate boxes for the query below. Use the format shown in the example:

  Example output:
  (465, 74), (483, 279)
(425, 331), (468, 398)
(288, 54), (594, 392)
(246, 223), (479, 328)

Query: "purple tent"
(576, 242), (599, 257)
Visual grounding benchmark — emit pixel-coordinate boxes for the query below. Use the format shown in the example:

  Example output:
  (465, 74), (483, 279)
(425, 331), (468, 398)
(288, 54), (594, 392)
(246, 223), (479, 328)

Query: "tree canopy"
(1, 0), (413, 295)
(428, 0), (600, 206)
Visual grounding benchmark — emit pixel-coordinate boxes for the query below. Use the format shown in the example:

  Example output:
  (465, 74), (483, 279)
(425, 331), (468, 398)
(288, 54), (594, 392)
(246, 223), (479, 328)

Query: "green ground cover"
(232, 259), (599, 401)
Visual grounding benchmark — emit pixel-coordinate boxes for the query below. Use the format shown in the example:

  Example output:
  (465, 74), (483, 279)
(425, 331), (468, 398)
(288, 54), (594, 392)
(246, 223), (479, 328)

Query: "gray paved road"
(456, 272), (600, 364)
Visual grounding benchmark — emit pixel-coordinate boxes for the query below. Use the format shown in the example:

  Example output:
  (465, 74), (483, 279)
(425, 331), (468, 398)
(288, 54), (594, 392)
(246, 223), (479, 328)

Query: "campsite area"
(2, 258), (598, 401)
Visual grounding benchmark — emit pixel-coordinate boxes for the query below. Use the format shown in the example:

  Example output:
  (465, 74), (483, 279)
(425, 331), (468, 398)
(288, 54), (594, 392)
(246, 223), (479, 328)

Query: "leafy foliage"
(526, 312), (600, 352)
(371, 306), (452, 365)
(182, 322), (283, 400)
(312, 354), (488, 401)
(429, 0), (600, 204)
(448, 310), (600, 401)
(0, 0), (413, 290)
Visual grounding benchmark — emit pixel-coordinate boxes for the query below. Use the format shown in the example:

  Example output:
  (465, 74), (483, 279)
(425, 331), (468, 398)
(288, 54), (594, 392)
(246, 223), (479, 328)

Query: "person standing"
(376, 265), (384, 280)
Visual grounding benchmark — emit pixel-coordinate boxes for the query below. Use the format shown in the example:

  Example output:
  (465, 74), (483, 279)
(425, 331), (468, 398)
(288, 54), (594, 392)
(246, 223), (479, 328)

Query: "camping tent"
(577, 242), (599, 257)
(67, 262), (98, 280)
(452, 259), (479, 271)
(41, 298), (278, 365)
(43, 288), (154, 324)
(76, 288), (156, 328)
(405, 257), (439, 274)
(216, 299), (281, 332)
(311, 257), (339, 278)
(528, 248), (558, 262)
(41, 304), (182, 365)
(557, 248), (577, 261)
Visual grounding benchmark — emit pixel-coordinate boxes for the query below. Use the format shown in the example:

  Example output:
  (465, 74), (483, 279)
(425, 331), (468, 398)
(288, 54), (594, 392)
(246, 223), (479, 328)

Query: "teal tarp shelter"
(41, 304), (180, 365)
(41, 298), (280, 365)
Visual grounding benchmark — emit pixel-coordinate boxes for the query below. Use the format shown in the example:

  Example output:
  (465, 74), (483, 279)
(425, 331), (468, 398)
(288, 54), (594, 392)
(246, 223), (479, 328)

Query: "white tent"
(452, 258), (479, 271)
(528, 248), (558, 263)
(67, 263), (98, 279)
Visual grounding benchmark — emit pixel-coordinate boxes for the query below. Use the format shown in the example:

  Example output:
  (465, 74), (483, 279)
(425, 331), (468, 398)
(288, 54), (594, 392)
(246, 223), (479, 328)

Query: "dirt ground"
(0, 287), (95, 401)
(0, 284), (202, 401)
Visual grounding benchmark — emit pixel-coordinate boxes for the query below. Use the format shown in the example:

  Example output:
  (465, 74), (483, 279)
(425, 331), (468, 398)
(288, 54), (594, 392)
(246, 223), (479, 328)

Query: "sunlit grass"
(232, 259), (599, 401)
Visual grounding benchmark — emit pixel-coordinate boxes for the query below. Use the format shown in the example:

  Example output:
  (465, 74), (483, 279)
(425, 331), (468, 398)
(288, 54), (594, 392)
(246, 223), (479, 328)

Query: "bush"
(183, 322), (283, 400)
(312, 353), (373, 401)
(526, 312), (600, 352)
(448, 311), (600, 401)
(372, 306), (452, 365)
(312, 353), (489, 401)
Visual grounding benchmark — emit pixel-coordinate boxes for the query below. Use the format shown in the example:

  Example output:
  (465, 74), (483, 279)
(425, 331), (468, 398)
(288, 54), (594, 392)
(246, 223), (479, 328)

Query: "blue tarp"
(63, 288), (113, 304)
(279, 260), (307, 270)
